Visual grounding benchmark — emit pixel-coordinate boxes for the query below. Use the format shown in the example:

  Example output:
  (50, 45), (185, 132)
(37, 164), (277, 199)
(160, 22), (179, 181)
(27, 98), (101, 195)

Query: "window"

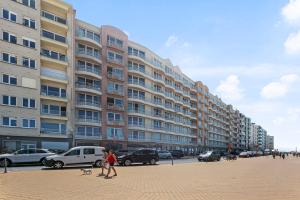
(22, 38), (36, 48)
(2, 53), (17, 64)
(83, 148), (95, 155)
(3, 117), (17, 127)
(107, 127), (123, 139)
(22, 98), (35, 108)
(2, 74), (17, 85)
(22, 0), (36, 9)
(22, 57), (36, 69)
(2, 95), (16, 106)
(2, 9), (16, 22)
(3, 32), (17, 44)
(65, 149), (80, 156)
(22, 17), (35, 29)
(22, 119), (35, 128)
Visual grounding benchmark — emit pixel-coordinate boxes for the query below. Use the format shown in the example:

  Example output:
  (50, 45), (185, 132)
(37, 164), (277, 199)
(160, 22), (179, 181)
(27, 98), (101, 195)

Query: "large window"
(2, 74), (17, 85)
(2, 53), (17, 64)
(41, 122), (66, 134)
(22, 37), (36, 48)
(3, 117), (17, 127)
(107, 128), (123, 139)
(2, 95), (16, 106)
(128, 47), (145, 59)
(22, 57), (36, 69)
(128, 116), (144, 126)
(2, 9), (16, 22)
(22, 119), (35, 128)
(107, 35), (123, 48)
(22, 98), (35, 108)
(76, 126), (100, 137)
(22, 17), (35, 29)
(22, 0), (36, 9)
(107, 112), (122, 122)
(3, 32), (17, 44)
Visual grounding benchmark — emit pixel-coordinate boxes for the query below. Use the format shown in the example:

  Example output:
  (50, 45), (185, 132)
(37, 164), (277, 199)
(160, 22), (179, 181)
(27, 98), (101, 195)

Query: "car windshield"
(201, 151), (212, 156)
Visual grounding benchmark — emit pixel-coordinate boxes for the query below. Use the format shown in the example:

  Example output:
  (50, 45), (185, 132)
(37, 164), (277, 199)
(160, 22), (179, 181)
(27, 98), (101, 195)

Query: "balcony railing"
(41, 29), (66, 44)
(40, 128), (66, 135)
(107, 120), (125, 126)
(41, 68), (67, 81)
(41, 10), (67, 25)
(107, 103), (124, 110)
(41, 111), (66, 117)
(77, 100), (100, 108)
(41, 90), (66, 99)
(76, 83), (101, 91)
(107, 73), (124, 81)
(76, 48), (101, 60)
(41, 49), (67, 62)
(77, 118), (101, 124)
(76, 65), (101, 76)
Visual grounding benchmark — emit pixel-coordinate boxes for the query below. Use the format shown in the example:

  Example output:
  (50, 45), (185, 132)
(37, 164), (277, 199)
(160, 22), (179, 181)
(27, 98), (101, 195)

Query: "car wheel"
(94, 160), (103, 168)
(124, 159), (131, 166)
(53, 161), (64, 169)
(0, 158), (11, 167)
(40, 158), (46, 165)
(150, 159), (156, 165)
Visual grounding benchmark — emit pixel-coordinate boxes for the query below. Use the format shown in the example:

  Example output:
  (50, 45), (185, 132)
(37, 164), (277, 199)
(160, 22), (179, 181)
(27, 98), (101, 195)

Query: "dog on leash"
(81, 167), (93, 175)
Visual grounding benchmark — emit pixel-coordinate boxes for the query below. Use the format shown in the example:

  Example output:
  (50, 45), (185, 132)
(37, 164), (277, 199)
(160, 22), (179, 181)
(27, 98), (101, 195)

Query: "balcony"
(107, 120), (125, 126)
(107, 103), (124, 111)
(107, 40), (125, 51)
(76, 30), (101, 48)
(76, 82), (101, 94)
(40, 111), (67, 120)
(41, 29), (68, 48)
(107, 73), (124, 81)
(40, 49), (67, 67)
(75, 132), (101, 140)
(128, 108), (145, 115)
(76, 65), (101, 79)
(107, 89), (124, 96)
(107, 56), (123, 65)
(76, 100), (101, 111)
(41, 68), (68, 84)
(40, 89), (67, 102)
(41, 10), (68, 30)
(76, 48), (101, 64)
(40, 129), (66, 135)
(76, 118), (101, 126)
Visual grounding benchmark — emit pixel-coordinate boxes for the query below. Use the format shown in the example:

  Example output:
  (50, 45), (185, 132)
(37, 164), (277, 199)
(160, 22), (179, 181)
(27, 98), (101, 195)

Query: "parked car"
(169, 150), (184, 158)
(158, 150), (172, 159)
(43, 146), (105, 169)
(115, 149), (134, 157)
(239, 151), (250, 158)
(256, 151), (264, 156)
(225, 154), (237, 160)
(117, 149), (159, 166)
(0, 149), (55, 167)
(198, 151), (221, 162)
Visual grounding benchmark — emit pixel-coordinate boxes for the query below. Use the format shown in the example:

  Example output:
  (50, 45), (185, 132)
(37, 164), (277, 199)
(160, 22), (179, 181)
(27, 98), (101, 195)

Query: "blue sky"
(67, 0), (300, 150)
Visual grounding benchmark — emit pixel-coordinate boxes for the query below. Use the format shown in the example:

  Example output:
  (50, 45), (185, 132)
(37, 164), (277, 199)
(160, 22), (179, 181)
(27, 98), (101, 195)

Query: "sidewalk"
(1, 157), (300, 200)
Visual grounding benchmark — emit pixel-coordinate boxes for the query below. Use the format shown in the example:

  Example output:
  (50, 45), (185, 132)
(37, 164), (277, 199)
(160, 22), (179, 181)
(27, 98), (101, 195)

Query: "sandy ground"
(1, 156), (300, 200)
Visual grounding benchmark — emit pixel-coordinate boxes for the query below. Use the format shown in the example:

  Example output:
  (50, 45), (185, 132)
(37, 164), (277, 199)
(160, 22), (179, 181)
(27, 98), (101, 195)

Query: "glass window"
(65, 149), (80, 156)
(83, 148), (95, 155)
(3, 117), (9, 126)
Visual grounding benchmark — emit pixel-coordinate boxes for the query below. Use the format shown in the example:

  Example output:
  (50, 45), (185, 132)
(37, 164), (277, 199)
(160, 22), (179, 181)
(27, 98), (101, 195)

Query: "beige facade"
(0, 0), (272, 153)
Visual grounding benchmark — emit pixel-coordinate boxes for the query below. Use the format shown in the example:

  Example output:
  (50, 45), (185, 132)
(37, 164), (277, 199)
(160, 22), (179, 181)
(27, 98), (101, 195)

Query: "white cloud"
(261, 74), (299, 99)
(165, 35), (178, 47)
(284, 31), (300, 54)
(215, 75), (244, 102)
(282, 0), (300, 25)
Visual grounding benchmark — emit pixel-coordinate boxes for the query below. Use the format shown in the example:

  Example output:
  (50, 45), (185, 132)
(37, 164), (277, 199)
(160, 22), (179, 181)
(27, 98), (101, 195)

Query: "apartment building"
(266, 135), (274, 150)
(0, 0), (272, 153)
(0, 0), (74, 152)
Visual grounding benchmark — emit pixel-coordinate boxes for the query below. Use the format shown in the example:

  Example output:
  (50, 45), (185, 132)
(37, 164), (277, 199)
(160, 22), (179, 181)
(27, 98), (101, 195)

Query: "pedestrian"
(98, 150), (108, 176)
(282, 154), (285, 159)
(105, 150), (117, 179)
(272, 153), (275, 159)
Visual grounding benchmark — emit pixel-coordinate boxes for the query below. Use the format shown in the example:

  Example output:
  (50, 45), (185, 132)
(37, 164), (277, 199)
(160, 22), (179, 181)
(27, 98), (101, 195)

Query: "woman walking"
(105, 150), (117, 178)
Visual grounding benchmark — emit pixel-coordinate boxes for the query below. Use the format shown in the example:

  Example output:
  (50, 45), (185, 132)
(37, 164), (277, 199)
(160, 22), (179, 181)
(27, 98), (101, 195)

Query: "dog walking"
(105, 150), (117, 179)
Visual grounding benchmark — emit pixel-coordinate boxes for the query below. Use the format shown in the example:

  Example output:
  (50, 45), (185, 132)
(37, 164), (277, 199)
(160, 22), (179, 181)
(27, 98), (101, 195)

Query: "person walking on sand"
(105, 150), (117, 178)
(98, 150), (108, 176)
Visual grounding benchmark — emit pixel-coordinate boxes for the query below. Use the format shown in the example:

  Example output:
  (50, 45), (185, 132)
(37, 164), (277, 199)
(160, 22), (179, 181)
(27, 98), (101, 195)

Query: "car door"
(13, 149), (29, 163)
(82, 148), (96, 164)
(131, 150), (143, 163)
(63, 148), (82, 165)
(26, 149), (40, 162)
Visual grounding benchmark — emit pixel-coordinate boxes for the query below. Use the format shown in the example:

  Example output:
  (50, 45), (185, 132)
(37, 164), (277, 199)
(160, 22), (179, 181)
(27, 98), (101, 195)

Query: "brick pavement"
(1, 156), (300, 200)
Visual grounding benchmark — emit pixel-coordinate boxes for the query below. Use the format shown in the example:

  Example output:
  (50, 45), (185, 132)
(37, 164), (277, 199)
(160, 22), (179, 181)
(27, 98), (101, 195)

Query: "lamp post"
(4, 158), (7, 173)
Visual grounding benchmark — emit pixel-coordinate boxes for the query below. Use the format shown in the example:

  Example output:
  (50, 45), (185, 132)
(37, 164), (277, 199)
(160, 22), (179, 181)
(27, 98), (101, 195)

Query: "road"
(0, 158), (198, 172)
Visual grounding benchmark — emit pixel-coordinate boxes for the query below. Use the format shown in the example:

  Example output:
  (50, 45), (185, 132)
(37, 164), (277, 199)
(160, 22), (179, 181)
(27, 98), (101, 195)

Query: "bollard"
(171, 156), (173, 166)
(4, 158), (7, 173)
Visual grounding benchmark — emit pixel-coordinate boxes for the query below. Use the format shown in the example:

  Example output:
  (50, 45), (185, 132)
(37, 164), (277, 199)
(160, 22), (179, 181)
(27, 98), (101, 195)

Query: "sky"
(66, 0), (300, 151)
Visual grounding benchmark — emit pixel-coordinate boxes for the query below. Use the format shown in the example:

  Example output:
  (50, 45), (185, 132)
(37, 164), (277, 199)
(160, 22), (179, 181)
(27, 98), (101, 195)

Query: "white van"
(44, 146), (105, 168)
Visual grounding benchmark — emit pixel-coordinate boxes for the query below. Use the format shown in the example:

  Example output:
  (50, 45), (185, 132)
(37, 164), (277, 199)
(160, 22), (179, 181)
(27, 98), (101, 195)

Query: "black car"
(198, 151), (221, 162)
(117, 149), (159, 166)
(169, 150), (184, 158)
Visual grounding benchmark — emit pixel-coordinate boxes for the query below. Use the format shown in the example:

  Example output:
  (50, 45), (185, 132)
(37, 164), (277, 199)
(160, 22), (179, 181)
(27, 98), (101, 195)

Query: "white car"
(0, 149), (55, 167)
(44, 146), (105, 169)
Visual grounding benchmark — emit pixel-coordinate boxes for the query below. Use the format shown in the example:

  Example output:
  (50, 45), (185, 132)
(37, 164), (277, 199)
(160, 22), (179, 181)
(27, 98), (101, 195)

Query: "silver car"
(158, 150), (172, 159)
(0, 148), (55, 167)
